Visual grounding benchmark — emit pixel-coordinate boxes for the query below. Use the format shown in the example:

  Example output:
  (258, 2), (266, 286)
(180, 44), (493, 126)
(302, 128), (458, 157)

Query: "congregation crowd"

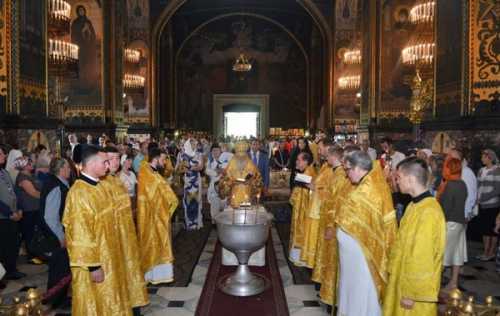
(0, 131), (499, 315)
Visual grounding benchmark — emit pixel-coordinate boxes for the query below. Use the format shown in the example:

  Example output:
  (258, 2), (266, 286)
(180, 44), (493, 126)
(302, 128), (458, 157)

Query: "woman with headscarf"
(6, 148), (23, 183)
(476, 149), (500, 261)
(437, 157), (467, 290)
(176, 138), (204, 230)
(0, 145), (24, 282)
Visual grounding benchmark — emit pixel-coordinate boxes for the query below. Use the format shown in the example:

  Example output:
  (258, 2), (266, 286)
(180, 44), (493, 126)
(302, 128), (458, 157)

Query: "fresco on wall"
(435, 0), (463, 119)
(127, 0), (149, 40)
(19, 0), (46, 115)
(0, 0), (10, 114)
(469, 0), (500, 116)
(63, 1), (102, 106)
(176, 15), (307, 131)
(379, 0), (413, 116)
(336, 0), (359, 30)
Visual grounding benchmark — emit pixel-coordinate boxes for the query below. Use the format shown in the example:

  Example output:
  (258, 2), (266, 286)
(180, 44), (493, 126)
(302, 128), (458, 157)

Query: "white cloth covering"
(444, 222), (467, 266)
(144, 263), (174, 284)
(337, 229), (381, 316)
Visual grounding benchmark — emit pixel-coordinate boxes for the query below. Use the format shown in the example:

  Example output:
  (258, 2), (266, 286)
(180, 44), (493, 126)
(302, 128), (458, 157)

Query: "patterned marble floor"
(1, 228), (499, 315)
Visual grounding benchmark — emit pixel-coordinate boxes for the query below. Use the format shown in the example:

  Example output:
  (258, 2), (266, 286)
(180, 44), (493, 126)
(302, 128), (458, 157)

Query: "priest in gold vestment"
(137, 147), (179, 284)
(289, 151), (317, 266)
(311, 146), (349, 306)
(383, 157), (445, 316)
(63, 146), (132, 316)
(218, 142), (263, 208)
(101, 147), (148, 313)
(335, 151), (397, 316)
(300, 141), (335, 268)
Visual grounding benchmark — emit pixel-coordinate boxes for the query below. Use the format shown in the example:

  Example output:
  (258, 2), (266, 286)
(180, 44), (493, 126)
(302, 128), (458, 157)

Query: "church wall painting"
(62, 0), (103, 107)
(175, 15), (307, 131)
(468, 0), (500, 116)
(18, 0), (46, 116)
(435, 0), (463, 119)
(378, 0), (413, 118)
(0, 0), (11, 114)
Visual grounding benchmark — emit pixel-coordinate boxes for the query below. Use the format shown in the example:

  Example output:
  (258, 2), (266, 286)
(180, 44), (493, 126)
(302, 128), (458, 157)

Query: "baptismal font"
(214, 196), (273, 297)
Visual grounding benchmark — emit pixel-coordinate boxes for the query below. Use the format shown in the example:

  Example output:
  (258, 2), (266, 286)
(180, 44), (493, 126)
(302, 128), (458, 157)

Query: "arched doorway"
(151, 0), (333, 131)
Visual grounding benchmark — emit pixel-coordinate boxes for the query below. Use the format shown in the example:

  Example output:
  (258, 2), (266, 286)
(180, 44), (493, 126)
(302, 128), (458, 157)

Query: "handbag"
(28, 225), (60, 258)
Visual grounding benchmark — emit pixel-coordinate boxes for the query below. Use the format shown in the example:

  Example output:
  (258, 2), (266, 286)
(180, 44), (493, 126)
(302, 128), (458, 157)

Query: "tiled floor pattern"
(1, 229), (499, 315)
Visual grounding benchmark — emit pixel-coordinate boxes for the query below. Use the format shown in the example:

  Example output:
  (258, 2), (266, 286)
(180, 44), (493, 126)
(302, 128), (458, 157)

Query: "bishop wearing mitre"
(218, 141), (263, 208)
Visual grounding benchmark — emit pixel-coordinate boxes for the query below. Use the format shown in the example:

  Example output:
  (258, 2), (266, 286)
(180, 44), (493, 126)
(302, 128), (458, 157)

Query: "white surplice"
(336, 229), (381, 316)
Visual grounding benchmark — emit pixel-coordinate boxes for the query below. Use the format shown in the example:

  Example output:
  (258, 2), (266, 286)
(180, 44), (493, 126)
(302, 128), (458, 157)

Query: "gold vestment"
(383, 197), (445, 316)
(335, 161), (397, 301)
(289, 165), (317, 266)
(62, 179), (131, 316)
(300, 164), (334, 268)
(218, 157), (263, 207)
(136, 164), (179, 282)
(313, 166), (351, 305)
(100, 175), (148, 307)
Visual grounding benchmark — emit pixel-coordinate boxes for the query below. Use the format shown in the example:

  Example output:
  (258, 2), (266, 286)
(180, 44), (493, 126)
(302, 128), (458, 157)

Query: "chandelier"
(123, 74), (145, 89)
(338, 75), (361, 90)
(124, 48), (141, 64)
(402, 43), (435, 66)
(343, 49), (361, 65)
(48, 39), (79, 75)
(409, 1), (435, 24)
(48, 0), (71, 35)
(232, 53), (252, 72)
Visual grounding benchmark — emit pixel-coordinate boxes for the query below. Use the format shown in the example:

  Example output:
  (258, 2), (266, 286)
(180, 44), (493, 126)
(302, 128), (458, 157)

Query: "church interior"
(1, 0), (500, 315)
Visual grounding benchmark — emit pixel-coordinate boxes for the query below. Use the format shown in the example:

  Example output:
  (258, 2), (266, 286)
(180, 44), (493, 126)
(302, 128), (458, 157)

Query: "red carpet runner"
(195, 235), (289, 316)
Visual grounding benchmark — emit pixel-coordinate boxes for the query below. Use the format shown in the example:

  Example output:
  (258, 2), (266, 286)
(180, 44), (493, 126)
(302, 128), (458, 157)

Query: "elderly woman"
(176, 138), (204, 230)
(476, 149), (500, 261)
(14, 156), (42, 263)
(437, 157), (467, 290)
(0, 145), (24, 281)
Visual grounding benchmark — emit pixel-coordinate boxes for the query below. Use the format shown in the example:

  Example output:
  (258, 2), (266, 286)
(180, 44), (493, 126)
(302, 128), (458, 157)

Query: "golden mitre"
(234, 141), (249, 156)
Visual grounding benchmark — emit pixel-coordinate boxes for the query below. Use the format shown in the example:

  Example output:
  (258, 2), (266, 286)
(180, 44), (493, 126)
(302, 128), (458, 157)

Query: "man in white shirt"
(361, 139), (377, 161)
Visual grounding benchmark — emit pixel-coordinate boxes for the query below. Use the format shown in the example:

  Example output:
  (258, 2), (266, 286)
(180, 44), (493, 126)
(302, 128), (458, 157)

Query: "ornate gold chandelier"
(409, 1), (435, 24)
(123, 74), (145, 89)
(402, 43), (435, 66)
(124, 48), (141, 64)
(338, 75), (361, 90)
(48, 0), (71, 33)
(343, 49), (361, 65)
(402, 0), (435, 68)
(49, 39), (78, 64)
(232, 53), (252, 72)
